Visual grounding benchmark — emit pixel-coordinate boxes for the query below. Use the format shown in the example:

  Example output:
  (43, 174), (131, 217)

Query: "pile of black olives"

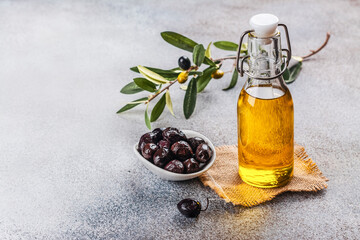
(138, 127), (213, 174)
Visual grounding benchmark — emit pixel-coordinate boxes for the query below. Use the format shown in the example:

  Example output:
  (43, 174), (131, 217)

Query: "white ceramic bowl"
(134, 130), (216, 181)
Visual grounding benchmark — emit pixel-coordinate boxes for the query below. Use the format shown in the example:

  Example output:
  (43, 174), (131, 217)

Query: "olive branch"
(118, 31), (330, 129)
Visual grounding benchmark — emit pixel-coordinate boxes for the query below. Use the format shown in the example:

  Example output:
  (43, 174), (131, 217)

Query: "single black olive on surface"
(195, 143), (213, 163)
(177, 198), (209, 218)
(187, 137), (205, 152)
(178, 56), (191, 70)
(164, 160), (184, 173)
(158, 140), (171, 149)
(138, 132), (156, 152)
(141, 143), (159, 161)
(183, 158), (200, 173)
(171, 141), (193, 161)
(153, 147), (171, 168)
(152, 128), (165, 142)
(162, 127), (186, 144)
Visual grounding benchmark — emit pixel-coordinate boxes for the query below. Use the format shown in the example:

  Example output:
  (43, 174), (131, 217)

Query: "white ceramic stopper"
(249, 13), (279, 38)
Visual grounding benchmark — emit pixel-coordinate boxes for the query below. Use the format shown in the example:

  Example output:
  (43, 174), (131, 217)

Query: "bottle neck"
(247, 31), (283, 79)
(244, 31), (288, 99)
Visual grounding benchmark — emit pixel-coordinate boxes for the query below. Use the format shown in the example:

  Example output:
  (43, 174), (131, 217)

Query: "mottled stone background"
(0, 0), (359, 239)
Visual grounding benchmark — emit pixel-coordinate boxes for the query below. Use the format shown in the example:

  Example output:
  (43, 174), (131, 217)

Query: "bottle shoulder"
(238, 85), (293, 111)
(239, 76), (292, 100)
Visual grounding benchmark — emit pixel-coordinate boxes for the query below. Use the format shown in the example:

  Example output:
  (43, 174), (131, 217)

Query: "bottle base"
(239, 164), (293, 188)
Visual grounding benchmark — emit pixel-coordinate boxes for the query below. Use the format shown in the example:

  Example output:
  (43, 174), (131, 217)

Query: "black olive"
(138, 132), (156, 152)
(152, 128), (165, 142)
(187, 137), (205, 152)
(158, 140), (171, 149)
(164, 160), (184, 173)
(183, 158), (200, 173)
(178, 56), (191, 70)
(171, 141), (193, 161)
(162, 127), (186, 144)
(141, 143), (159, 161)
(177, 198), (209, 218)
(153, 147), (171, 168)
(195, 143), (213, 163)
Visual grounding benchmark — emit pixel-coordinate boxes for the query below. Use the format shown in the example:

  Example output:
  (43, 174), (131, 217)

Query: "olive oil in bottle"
(238, 86), (294, 187)
(236, 14), (294, 188)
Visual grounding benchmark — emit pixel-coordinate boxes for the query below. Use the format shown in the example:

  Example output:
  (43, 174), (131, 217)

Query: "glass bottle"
(236, 14), (294, 188)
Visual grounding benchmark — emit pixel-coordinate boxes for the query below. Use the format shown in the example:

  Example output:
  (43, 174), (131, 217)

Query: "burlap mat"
(199, 144), (328, 207)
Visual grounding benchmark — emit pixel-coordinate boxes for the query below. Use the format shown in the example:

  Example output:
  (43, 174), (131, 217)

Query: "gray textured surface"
(0, 0), (359, 239)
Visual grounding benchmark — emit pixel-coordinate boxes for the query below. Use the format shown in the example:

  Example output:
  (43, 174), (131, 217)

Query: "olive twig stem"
(212, 56), (237, 62)
(213, 56), (246, 67)
(145, 80), (177, 104)
(201, 198), (209, 211)
(300, 32), (331, 60)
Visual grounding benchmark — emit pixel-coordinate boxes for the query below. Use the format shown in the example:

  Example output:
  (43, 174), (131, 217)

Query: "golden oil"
(237, 85), (294, 188)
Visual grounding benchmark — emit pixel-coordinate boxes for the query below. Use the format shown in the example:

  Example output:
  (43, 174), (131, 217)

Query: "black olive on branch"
(178, 56), (191, 70)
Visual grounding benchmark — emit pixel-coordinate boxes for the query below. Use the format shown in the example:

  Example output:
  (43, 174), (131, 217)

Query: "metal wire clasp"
(236, 23), (292, 80)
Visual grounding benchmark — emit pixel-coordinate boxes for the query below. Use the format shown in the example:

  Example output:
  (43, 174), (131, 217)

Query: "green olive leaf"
(130, 66), (179, 80)
(133, 78), (157, 92)
(155, 84), (162, 94)
(205, 42), (212, 58)
(189, 71), (203, 76)
(203, 56), (217, 67)
(292, 56), (303, 62)
(120, 82), (143, 94)
(285, 61), (302, 84)
(160, 31), (198, 52)
(282, 63), (290, 81)
(223, 68), (239, 91)
(241, 43), (248, 54)
(117, 97), (148, 114)
(130, 66), (200, 80)
(193, 44), (206, 67)
(170, 67), (181, 71)
(137, 65), (169, 84)
(127, 99), (148, 104)
(213, 41), (238, 51)
(165, 90), (175, 116)
(145, 104), (151, 130)
(183, 77), (197, 119)
(196, 66), (217, 93)
(150, 93), (166, 122)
